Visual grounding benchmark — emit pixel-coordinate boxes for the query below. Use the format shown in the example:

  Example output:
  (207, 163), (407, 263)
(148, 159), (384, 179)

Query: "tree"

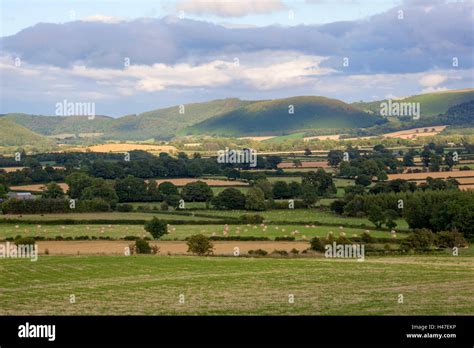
(245, 187), (266, 211)
(429, 153), (442, 172)
(115, 176), (148, 202)
(368, 204), (384, 228)
(255, 179), (273, 199)
(181, 181), (213, 202)
(211, 188), (246, 210)
(403, 150), (416, 167)
(272, 181), (291, 199)
(304, 148), (312, 156)
(0, 183), (8, 199)
(187, 234), (214, 256)
(327, 150), (344, 167)
(186, 161), (204, 177)
(81, 178), (119, 207)
(384, 209), (398, 230)
(158, 181), (179, 196)
(293, 159), (302, 168)
(355, 174), (371, 187)
(301, 184), (318, 207)
(302, 169), (336, 196)
(65, 172), (94, 199)
(41, 182), (65, 199)
(288, 181), (302, 198)
(144, 217), (168, 239)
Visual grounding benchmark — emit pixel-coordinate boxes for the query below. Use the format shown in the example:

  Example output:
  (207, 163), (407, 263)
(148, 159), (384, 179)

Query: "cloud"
(176, 0), (286, 17)
(419, 73), (447, 87)
(82, 15), (125, 23)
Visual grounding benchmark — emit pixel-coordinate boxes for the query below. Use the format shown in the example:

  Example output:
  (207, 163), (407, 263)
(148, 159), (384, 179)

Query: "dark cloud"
(1, 0), (472, 74)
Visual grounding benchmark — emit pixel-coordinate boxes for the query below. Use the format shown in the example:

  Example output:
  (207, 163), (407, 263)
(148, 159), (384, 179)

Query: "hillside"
(184, 96), (385, 136)
(0, 118), (54, 147)
(353, 89), (474, 117)
(110, 98), (254, 140)
(1, 99), (253, 141)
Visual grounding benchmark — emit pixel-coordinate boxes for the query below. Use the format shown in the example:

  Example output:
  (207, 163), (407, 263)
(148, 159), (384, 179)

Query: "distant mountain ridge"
(1, 88), (473, 143)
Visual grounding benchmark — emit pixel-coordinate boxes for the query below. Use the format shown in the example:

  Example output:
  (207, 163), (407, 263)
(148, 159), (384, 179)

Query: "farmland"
(0, 254), (472, 315)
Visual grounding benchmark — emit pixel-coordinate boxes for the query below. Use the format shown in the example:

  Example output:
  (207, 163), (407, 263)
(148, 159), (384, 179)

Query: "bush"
(134, 239), (153, 254)
(330, 200), (346, 214)
(275, 236), (295, 241)
(436, 231), (468, 248)
(186, 234), (214, 256)
(270, 249), (288, 256)
(401, 229), (436, 250)
(144, 217), (168, 239)
(290, 248), (299, 254)
(309, 237), (326, 252)
(116, 204), (134, 212)
(248, 249), (268, 256)
(336, 235), (352, 245)
(240, 214), (264, 224)
(361, 231), (375, 244)
(14, 236), (36, 246)
(160, 201), (169, 211)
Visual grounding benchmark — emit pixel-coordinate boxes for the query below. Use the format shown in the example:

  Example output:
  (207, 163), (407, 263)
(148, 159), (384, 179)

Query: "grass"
(0, 223), (402, 241)
(187, 209), (409, 230)
(0, 212), (220, 222)
(0, 254), (472, 315)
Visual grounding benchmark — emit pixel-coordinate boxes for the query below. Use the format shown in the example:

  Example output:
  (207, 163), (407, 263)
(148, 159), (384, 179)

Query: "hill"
(353, 89), (474, 117)
(184, 96), (385, 136)
(1, 99), (252, 141)
(0, 118), (54, 147)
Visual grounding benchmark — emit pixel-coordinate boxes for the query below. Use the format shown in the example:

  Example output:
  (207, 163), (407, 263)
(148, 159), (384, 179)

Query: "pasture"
(1, 254), (472, 315)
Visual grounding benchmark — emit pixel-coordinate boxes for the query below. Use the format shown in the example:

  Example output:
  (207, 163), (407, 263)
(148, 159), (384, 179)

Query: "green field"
(1, 254), (472, 315)
(0, 223), (402, 241)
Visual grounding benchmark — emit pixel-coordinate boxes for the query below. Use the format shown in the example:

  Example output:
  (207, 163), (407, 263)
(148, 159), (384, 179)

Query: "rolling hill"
(353, 88), (474, 117)
(0, 118), (54, 148)
(1, 98), (253, 141)
(183, 96), (385, 136)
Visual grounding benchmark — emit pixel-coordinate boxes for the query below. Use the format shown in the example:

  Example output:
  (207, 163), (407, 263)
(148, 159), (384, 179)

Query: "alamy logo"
(55, 99), (96, 119)
(0, 242), (37, 261)
(325, 242), (365, 261)
(217, 147), (257, 167)
(18, 322), (56, 341)
(380, 99), (420, 120)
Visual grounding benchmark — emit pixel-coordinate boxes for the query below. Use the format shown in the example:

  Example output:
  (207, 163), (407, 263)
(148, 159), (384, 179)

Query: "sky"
(0, 0), (473, 117)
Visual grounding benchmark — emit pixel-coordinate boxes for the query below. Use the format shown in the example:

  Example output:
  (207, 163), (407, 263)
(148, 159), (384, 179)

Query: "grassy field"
(0, 223), (402, 240)
(0, 212), (221, 222)
(1, 254), (472, 315)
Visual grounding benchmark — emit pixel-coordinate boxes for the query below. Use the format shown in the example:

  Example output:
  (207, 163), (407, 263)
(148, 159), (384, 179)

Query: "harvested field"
(10, 183), (69, 192)
(382, 126), (447, 139)
(74, 144), (178, 153)
(34, 240), (311, 256)
(387, 170), (474, 181)
(239, 136), (276, 141)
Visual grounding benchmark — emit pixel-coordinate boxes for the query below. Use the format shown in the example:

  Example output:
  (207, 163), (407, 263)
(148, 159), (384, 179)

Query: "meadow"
(0, 223), (402, 240)
(1, 254), (472, 315)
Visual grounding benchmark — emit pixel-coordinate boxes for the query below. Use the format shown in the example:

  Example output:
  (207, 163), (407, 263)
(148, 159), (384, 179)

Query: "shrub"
(309, 237), (326, 252)
(186, 234), (214, 256)
(270, 249), (288, 256)
(116, 204), (134, 212)
(361, 231), (375, 244)
(160, 201), (169, 211)
(436, 231), (468, 248)
(275, 236), (295, 241)
(336, 235), (352, 245)
(330, 200), (346, 214)
(14, 236), (35, 246)
(144, 217), (168, 239)
(240, 214), (264, 224)
(134, 239), (152, 254)
(248, 249), (268, 256)
(401, 229), (436, 250)
(290, 248), (299, 254)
